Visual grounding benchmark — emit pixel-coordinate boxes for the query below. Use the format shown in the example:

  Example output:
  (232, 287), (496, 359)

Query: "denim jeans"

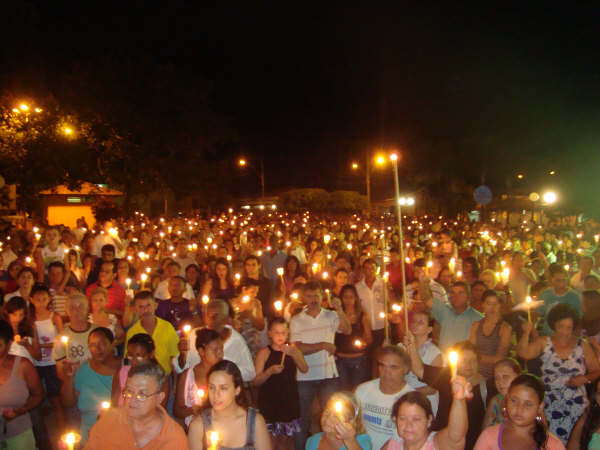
(336, 354), (369, 391)
(296, 377), (340, 450)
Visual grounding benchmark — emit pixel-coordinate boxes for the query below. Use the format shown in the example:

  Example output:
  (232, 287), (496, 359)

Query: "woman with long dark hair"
(474, 374), (565, 449)
(567, 376), (600, 449)
(188, 360), (272, 450)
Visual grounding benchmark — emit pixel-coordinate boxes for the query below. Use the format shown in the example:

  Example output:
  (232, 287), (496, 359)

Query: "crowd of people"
(0, 209), (599, 449)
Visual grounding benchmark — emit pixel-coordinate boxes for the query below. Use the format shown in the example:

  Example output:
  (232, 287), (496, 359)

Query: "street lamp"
(237, 157), (265, 199)
(351, 162), (359, 170)
(542, 190), (557, 205)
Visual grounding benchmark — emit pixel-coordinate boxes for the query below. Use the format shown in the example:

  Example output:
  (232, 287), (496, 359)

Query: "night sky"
(3, 2), (600, 210)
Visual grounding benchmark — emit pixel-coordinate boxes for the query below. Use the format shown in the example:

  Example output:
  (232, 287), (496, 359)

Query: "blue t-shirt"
(538, 288), (581, 335)
(306, 432), (372, 450)
(431, 299), (484, 352)
(74, 362), (113, 442)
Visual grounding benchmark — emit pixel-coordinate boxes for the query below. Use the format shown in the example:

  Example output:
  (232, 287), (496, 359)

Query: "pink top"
(117, 365), (131, 407)
(474, 424), (565, 450)
(385, 433), (436, 450)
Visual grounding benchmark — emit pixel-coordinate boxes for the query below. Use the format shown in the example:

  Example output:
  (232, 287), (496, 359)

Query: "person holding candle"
(401, 310), (444, 417)
(111, 333), (169, 408)
(305, 392), (371, 450)
(567, 376), (600, 449)
(405, 337), (492, 450)
(188, 360), (272, 450)
(334, 284), (372, 391)
(468, 290), (512, 379)
(254, 318), (307, 449)
(85, 361), (189, 449)
(243, 256), (274, 319)
(85, 260), (127, 318)
(2, 297), (41, 364)
(382, 375), (472, 450)
(537, 265), (582, 336)
(354, 345), (415, 450)
(155, 276), (196, 330)
(155, 261), (196, 302)
(231, 279), (266, 357)
(354, 259), (387, 354)
(60, 326), (120, 443)
(174, 328), (224, 428)
(0, 319), (44, 450)
(4, 267), (36, 305)
(201, 258), (236, 303)
(517, 303), (600, 444)
(291, 280), (351, 447)
(474, 374), (565, 450)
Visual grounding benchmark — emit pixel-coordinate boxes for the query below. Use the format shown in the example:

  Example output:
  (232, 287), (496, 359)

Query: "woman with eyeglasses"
(60, 326), (120, 443)
(85, 362), (189, 449)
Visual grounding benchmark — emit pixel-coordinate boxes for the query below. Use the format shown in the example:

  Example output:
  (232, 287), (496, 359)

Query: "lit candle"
(126, 277), (132, 288)
(202, 295), (210, 305)
(101, 401), (110, 411)
(14, 334), (21, 343)
(501, 268), (510, 284)
(274, 300), (283, 312)
(140, 273), (148, 289)
(61, 335), (69, 347)
(209, 431), (220, 450)
(323, 234), (331, 245)
(322, 271), (329, 280)
(391, 303), (402, 313)
(242, 295), (250, 303)
(525, 296), (532, 323)
(196, 387), (206, 403)
(61, 431), (80, 450)
(183, 324), (192, 335)
(347, 243), (352, 251)
(333, 401), (345, 422)
(353, 339), (363, 348)
(448, 351), (459, 379)
(312, 262), (319, 275)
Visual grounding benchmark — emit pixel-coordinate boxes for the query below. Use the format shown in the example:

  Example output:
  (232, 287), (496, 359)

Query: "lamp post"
(389, 153), (413, 331)
(238, 157), (265, 199)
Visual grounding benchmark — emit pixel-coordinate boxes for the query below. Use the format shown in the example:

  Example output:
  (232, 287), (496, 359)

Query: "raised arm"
(434, 376), (471, 450)
(516, 321), (545, 361)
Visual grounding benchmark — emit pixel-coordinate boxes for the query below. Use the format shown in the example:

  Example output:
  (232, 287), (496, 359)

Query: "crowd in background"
(0, 209), (599, 449)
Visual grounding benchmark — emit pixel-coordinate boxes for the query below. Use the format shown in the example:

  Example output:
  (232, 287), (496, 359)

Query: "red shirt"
(86, 280), (126, 313)
(386, 262), (415, 293)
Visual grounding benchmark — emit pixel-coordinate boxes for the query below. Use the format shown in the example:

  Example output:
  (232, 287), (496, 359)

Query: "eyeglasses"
(122, 389), (161, 402)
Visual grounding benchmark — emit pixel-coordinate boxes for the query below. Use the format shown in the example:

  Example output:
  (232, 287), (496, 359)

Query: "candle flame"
(449, 351), (459, 366)
(274, 300), (283, 311)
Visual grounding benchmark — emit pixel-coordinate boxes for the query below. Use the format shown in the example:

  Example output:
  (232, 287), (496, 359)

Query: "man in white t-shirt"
(354, 259), (386, 348)
(290, 280), (351, 447)
(355, 345), (414, 450)
(172, 238), (196, 276)
(36, 227), (66, 281)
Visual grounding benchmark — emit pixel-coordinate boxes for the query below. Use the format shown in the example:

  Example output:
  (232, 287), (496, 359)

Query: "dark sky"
(4, 2), (600, 209)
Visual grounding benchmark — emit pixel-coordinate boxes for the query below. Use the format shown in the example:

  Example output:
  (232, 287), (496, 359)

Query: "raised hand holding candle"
(333, 401), (345, 422)
(448, 351), (459, 379)
(140, 273), (148, 289)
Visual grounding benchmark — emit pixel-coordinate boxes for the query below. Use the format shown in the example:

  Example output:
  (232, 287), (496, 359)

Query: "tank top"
(117, 365), (131, 407)
(257, 346), (300, 424)
(0, 357), (32, 439)
(35, 314), (58, 366)
(201, 407), (257, 450)
(183, 364), (208, 427)
(335, 312), (366, 355)
(475, 319), (504, 378)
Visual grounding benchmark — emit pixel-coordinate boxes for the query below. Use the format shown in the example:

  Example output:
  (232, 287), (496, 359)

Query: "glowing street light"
(517, 173), (524, 179)
(542, 191), (557, 205)
(238, 159), (247, 166)
(549, 170), (556, 176)
(20, 104), (28, 111)
(398, 197), (415, 206)
(351, 162), (359, 170)
(63, 127), (73, 135)
(375, 154), (387, 165)
(237, 157), (265, 198)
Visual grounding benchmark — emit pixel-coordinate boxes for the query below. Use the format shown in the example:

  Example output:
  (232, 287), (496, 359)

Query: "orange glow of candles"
(347, 243), (352, 251)
(448, 351), (459, 379)
(61, 335), (69, 346)
(391, 303), (402, 313)
(323, 234), (331, 245)
(525, 296), (532, 322)
(322, 271), (329, 280)
(183, 324), (192, 335)
(197, 388), (206, 402)
(13, 334), (21, 343)
(274, 300), (283, 312)
(333, 400), (345, 422)
(126, 277), (132, 288)
(202, 295), (210, 305)
(140, 273), (148, 289)
(312, 262), (319, 275)
(101, 401), (110, 410)
(353, 339), (363, 348)
(242, 295), (250, 303)
(209, 431), (220, 450)
(61, 431), (81, 450)
(379, 311), (386, 319)
(501, 268), (510, 284)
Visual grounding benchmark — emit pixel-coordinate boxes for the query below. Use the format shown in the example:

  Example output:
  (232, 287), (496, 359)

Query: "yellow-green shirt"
(125, 317), (179, 375)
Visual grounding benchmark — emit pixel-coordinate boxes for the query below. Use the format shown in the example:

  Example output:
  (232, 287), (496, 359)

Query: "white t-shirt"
(172, 325), (256, 382)
(400, 339), (443, 416)
(0, 248), (17, 270)
(355, 379), (414, 450)
(290, 308), (339, 381)
(355, 278), (385, 331)
(93, 234), (123, 258)
(41, 244), (66, 269)
(9, 338), (35, 364)
(153, 279), (195, 301)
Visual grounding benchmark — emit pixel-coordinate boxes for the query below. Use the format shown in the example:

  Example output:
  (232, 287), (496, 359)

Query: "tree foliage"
(279, 188), (366, 212)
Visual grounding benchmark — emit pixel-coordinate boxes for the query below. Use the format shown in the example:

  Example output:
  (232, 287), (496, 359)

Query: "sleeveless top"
(201, 407), (257, 450)
(117, 365), (131, 407)
(475, 319), (504, 378)
(335, 312), (366, 354)
(257, 346), (300, 424)
(183, 364), (208, 427)
(35, 314), (58, 366)
(0, 357), (32, 439)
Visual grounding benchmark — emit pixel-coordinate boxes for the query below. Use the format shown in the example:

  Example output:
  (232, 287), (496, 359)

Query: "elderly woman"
(517, 303), (600, 444)
(60, 327), (120, 443)
(305, 391), (371, 450)
(85, 361), (188, 449)
(0, 320), (44, 449)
